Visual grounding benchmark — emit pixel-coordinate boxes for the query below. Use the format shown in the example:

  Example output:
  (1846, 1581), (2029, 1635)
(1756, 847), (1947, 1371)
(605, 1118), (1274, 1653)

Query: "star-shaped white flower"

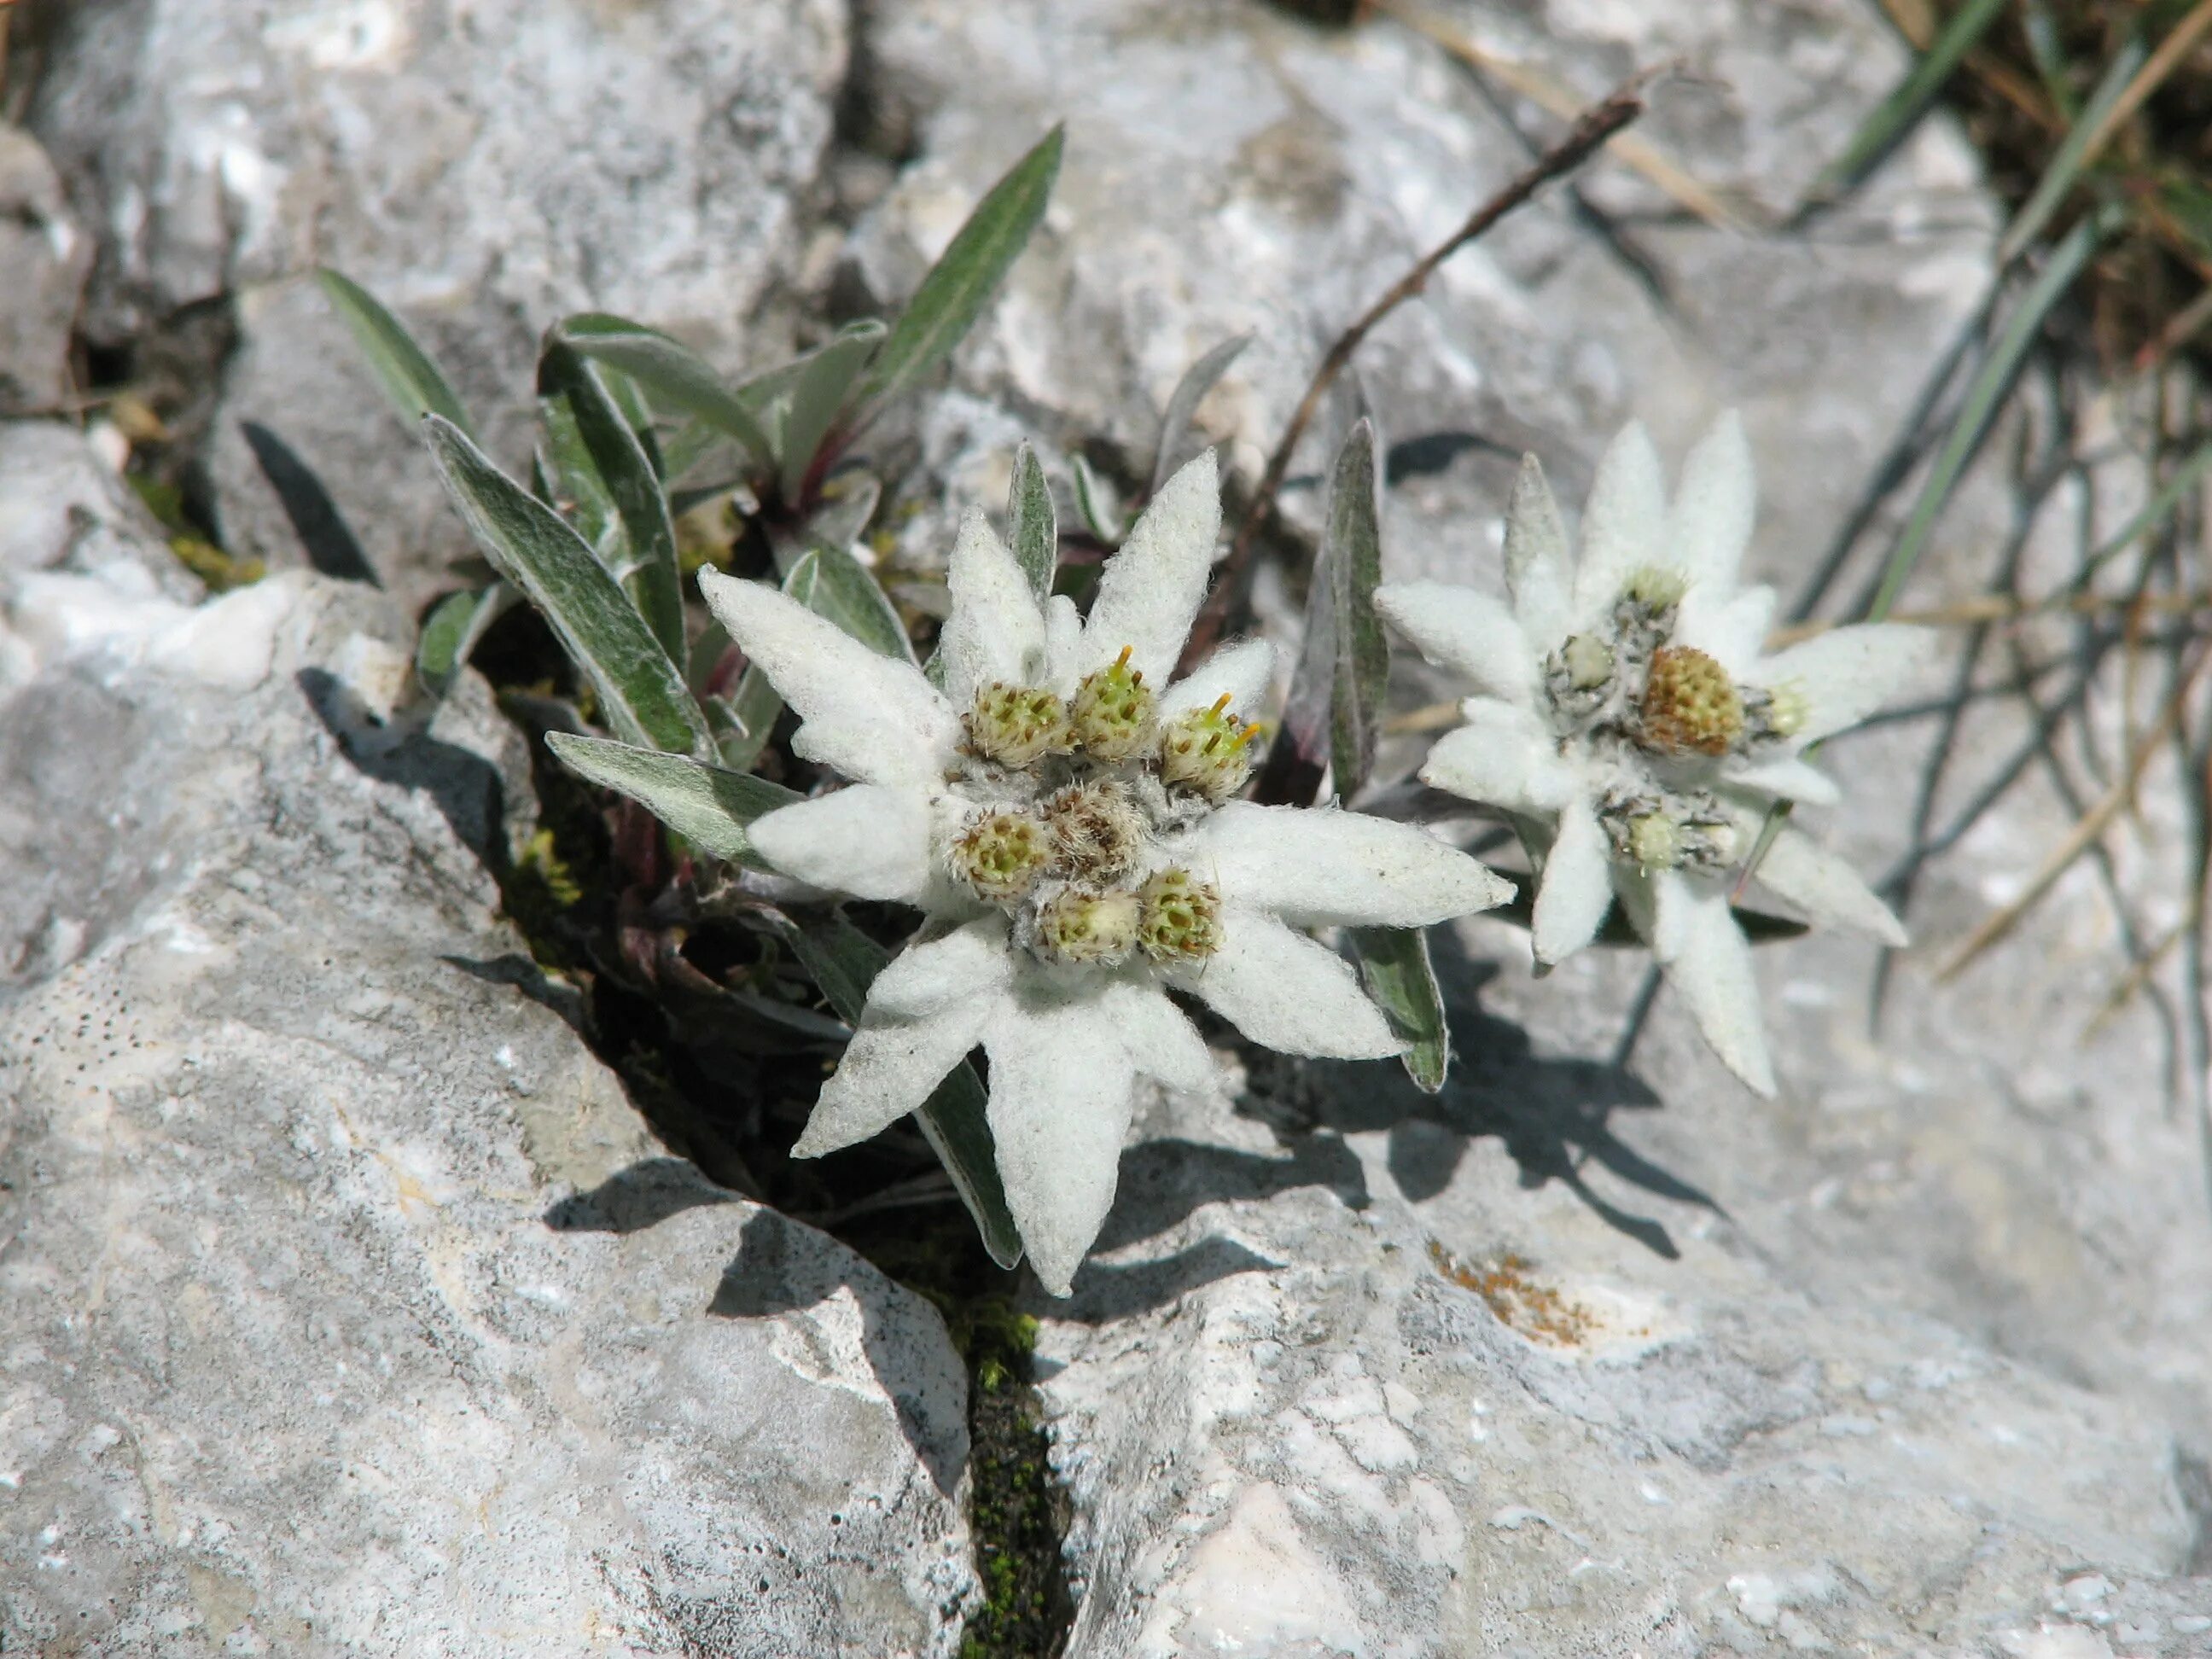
(702, 451), (1511, 1292)
(1376, 414), (1936, 1097)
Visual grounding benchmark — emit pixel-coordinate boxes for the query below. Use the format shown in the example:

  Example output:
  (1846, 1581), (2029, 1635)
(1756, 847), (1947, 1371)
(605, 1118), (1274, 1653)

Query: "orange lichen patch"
(1428, 1239), (1599, 1349)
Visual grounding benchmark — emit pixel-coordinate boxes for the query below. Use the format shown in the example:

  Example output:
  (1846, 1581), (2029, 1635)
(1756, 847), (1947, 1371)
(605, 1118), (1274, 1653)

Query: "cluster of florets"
(1541, 568), (1802, 874)
(947, 645), (1258, 969)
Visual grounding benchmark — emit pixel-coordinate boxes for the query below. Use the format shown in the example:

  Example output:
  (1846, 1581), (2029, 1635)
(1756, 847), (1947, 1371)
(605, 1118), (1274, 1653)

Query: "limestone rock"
(26, 0), (848, 610)
(0, 125), (92, 416)
(0, 560), (972, 1656)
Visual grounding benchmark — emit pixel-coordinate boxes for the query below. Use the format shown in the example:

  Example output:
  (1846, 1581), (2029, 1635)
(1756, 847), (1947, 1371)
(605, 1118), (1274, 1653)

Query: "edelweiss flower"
(702, 452), (1511, 1291)
(1376, 415), (1935, 1096)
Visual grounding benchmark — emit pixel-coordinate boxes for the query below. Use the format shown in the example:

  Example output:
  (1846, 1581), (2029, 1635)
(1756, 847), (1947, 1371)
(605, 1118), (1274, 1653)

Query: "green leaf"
(1324, 419), (1388, 803)
(1997, 35), (2148, 265)
(777, 321), (887, 504)
(1007, 439), (1057, 602)
(556, 313), (773, 466)
(785, 542), (917, 664)
(415, 581), (516, 701)
(1814, 0), (2011, 198)
(1070, 453), (1126, 544)
(785, 911), (1022, 1270)
(1348, 926), (1449, 1093)
(317, 268), (475, 437)
(544, 731), (798, 866)
(711, 665), (784, 774)
(422, 416), (710, 756)
(1150, 333), (1252, 496)
(851, 125), (1063, 421)
(803, 470), (883, 556)
(538, 341), (688, 671)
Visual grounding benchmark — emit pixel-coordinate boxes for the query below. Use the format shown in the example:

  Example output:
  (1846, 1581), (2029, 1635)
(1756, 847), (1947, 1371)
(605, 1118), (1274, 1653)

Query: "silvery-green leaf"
(785, 911), (1022, 1270)
(1071, 453), (1126, 544)
(544, 731), (797, 867)
(556, 312), (772, 467)
(423, 416), (710, 756)
(661, 421), (736, 485)
(537, 392), (620, 557)
(851, 126), (1063, 421)
(1150, 332), (1252, 497)
(1326, 418), (1388, 803)
(711, 665), (783, 774)
(538, 341), (687, 671)
(415, 581), (516, 701)
(317, 268), (474, 438)
(777, 321), (888, 504)
(785, 542), (917, 665)
(804, 471), (883, 555)
(1007, 439), (1057, 601)
(1348, 924), (1449, 1092)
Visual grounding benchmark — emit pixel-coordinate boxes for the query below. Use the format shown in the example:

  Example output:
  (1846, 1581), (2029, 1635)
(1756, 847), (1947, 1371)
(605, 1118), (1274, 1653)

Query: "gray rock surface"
(0, 495), (973, 1655)
(0, 125), (90, 416)
(27, 0), (849, 611)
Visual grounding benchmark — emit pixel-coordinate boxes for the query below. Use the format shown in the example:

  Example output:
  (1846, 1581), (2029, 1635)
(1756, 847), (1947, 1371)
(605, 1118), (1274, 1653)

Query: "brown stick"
(1181, 68), (1653, 669)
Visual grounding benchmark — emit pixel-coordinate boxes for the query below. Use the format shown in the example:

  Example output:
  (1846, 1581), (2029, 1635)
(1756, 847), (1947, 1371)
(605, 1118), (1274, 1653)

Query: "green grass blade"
(1348, 925), (1450, 1092)
(423, 416), (710, 756)
(786, 911), (1023, 1271)
(1996, 35), (2148, 265)
(317, 268), (475, 438)
(538, 341), (688, 672)
(784, 543), (917, 665)
(415, 581), (515, 701)
(1325, 420), (1388, 803)
(851, 126), (1063, 420)
(1007, 440), (1057, 602)
(556, 312), (773, 466)
(544, 732), (797, 866)
(776, 321), (887, 504)
(1815, 0), (2011, 197)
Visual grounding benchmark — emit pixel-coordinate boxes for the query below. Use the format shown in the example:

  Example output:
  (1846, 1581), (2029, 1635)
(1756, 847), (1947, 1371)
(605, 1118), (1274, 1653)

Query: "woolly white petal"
(793, 994), (992, 1157)
(1190, 800), (1512, 928)
(939, 507), (1046, 705)
(1532, 795), (1613, 964)
(1420, 699), (1581, 813)
(1668, 411), (1756, 594)
(1168, 904), (1400, 1059)
(1651, 873), (1775, 1097)
(1042, 592), (1085, 691)
(1753, 826), (1907, 946)
(1572, 422), (1667, 621)
(870, 917), (1016, 1019)
(1373, 582), (1538, 705)
(982, 990), (1141, 1296)
(747, 786), (934, 902)
(1097, 980), (1217, 1094)
(1760, 623), (1938, 742)
(1504, 451), (1573, 646)
(1081, 448), (1220, 684)
(701, 569), (957, 787)
(1725, 756), (1842, 806)
(1162, 637), (1275, 719)
(1674, 583), (1776, 680)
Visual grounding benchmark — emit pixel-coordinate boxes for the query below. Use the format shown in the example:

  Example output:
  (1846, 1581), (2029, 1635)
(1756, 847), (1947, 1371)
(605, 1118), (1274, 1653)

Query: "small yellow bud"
(1137, 868), (1222, 963)
(1158, 693), (1261, 803)
(1639, 645), (1744, 757)
(1621, 565), (1688, 610)
(1560, 633), (1614, 691)
(1032, 885), (1141, 965)
(1069, 644), (1157, 762)
(950, 809), (1053, 902)
(1042, 780), (1146, 883)
(1624, 812), (1683, 871)
(966, 682), (1071, 768)
(1761, 678), (1810, 739)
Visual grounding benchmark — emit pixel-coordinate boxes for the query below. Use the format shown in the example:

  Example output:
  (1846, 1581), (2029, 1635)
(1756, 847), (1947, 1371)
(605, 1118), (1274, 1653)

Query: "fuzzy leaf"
(804, 472), (883, 556)
(415, 581), (516, 701)
(777, 321), (888, 504)
(317, 268), (475, 437)
(423, 416), (709, 756)
(786, 911), (1023, 1270)
(538, 341), (687, 670)
(1071, 453), (1126, 544)
(1348, 925), (1449, 1092)
(557, 313), (773, 467)
(852, 126), (1063, 420)
(1007, 439), (1057, 602)
(1150, 333), (1252, 496)
(544, 732), (797, 866)
(1326, 420), (1388, 803)
(711, 664), (784, 774)
(785, 542), (918, 665)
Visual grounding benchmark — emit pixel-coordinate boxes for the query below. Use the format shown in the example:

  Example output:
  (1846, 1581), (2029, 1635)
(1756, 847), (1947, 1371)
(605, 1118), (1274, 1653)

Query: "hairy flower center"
(967, 682), (1071, 767)
(1639, 646), (1743, 756)
(1068, 645), (1156, 762)
(1159, 694), (1262, 803)
(951, 809), (1053, 901)
(1044, 780), (1146, 883)
(1138, 868), (1221, 963)
(1600, 791), (1734, 872)
(1033, 885), (1142, 965)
